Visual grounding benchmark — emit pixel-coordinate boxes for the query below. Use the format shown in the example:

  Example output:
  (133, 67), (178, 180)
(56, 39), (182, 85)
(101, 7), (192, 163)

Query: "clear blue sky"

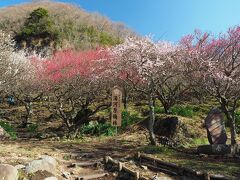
(1, 0), (240, 42)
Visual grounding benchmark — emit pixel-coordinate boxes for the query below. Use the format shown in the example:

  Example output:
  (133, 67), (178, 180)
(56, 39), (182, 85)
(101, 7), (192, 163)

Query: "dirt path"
(0, 132), (150, 179)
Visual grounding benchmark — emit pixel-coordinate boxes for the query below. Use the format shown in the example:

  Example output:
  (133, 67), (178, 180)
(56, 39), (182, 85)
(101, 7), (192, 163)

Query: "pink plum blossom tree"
(182, 28), (240, 148)
(37, 49), (112, 138)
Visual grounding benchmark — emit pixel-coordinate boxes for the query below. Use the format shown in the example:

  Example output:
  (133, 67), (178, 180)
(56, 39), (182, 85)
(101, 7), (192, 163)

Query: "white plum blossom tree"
(0, 31), (32, 87)
(0, 30), (39, 127)
(113, 36), (180, 145)
(0, 31), (24, 87)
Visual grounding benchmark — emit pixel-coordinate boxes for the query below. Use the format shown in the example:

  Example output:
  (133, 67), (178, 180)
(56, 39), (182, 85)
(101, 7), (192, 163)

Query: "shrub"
(80, 110), (140, 137)
(80, 121), (116, 136)
(121, 110), (140, 129)
(154, 106), (165, 114)
(0, 121), (17, 139)
(236, 122), (240, 134)
(235, 112), (240, 134)
(170, 105), (194, 117)
(27, 123), (38, 133)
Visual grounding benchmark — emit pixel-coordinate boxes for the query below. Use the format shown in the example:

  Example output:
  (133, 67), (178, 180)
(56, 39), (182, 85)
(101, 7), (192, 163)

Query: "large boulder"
(154, 116), (179, 138)
(198, 144), (240, 155)
(197, 144), (231, 155)
(153, 116), (191, 145)
(25, 155), (57, 174)
(139, 116), (194, 146)
(0, 164), (18, 180)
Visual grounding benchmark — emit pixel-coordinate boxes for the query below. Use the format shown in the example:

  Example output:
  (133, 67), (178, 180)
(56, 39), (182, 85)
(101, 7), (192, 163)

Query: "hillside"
(0, 0), (134, 50)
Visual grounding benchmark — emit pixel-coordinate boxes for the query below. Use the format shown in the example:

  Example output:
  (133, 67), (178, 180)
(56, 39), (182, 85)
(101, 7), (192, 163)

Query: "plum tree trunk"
(220, 104), (237, 155)
(68, 126), (80, 139)
(123, 87), (128, 110)
(157, 95), (174, 114)
(221, 108), (237, 146)
(229, 115), (237, 146)
(23, 101), (33, 127)
(148, 94), (156, 145)
(226, 114), (237, 155)
(163, 103), (171, 114)
(66, 108), (91, 139)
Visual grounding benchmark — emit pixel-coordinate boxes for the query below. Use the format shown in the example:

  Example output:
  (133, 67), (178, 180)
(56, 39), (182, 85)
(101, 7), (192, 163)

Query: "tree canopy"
(16, 8), (59, 41)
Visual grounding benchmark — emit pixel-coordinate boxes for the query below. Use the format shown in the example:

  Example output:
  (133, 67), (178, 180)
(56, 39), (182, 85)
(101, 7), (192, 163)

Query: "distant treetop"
(16, 7), (59, 41)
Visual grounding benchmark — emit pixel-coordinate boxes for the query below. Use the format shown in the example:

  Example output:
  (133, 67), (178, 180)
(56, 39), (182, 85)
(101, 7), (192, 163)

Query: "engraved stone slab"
(205, 108), (227, 144)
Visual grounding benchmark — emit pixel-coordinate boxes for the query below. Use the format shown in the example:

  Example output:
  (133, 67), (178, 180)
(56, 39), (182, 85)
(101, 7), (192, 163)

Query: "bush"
(170, 105), (194, 117)
(27, 123), (38, 133)
(80, 121), (116, 136)
(121, 110), (140, 129)
(155, 106), (165, 114)
(80, 110), (140, 137)
(0, 121), (17, 139)
(235, 112), (240, 134)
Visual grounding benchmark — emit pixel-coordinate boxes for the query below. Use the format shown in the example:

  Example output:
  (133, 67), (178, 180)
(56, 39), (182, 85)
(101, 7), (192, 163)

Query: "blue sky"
(1, 0), (240, 42)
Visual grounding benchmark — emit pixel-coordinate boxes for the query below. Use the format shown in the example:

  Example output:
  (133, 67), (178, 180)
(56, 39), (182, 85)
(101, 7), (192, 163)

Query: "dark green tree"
(15, 7), (59, 51)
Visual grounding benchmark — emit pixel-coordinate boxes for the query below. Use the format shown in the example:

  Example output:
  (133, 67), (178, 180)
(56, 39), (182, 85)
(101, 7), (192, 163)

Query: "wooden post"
(111, 86), (122, 127)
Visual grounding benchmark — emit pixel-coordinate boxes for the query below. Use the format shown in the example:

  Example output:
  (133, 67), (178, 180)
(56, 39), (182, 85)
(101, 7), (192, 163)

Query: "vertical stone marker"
(111, 86), (122, 127)
(205, 108), (227, 144)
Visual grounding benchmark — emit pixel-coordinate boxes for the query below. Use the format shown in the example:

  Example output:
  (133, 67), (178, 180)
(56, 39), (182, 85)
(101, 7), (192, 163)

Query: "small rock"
(25, 155), (57, 174)
(41, 133), (58, 139)
(50, 137), (60, 141)
(31, 170), (54, 179)
(199, 153), (208, 158)
(15, 164), (26, 170)
(112, 172), (118, 177)
(140, 165), (148, 170)
(0, 164), (18, 180)
(0, 125), (10, 140)
(129, 160), (134, 164)
(82, 153), (94, 158)
(44, 177), (58, 180)
(62, 171), (71, 179)
(152, 174), (159, 180)
(41, 155), (57, 166)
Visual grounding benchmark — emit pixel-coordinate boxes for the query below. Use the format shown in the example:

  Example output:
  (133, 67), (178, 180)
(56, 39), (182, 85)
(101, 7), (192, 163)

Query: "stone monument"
(197, 108), (229, 155)
(204, 108), (227, 144)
